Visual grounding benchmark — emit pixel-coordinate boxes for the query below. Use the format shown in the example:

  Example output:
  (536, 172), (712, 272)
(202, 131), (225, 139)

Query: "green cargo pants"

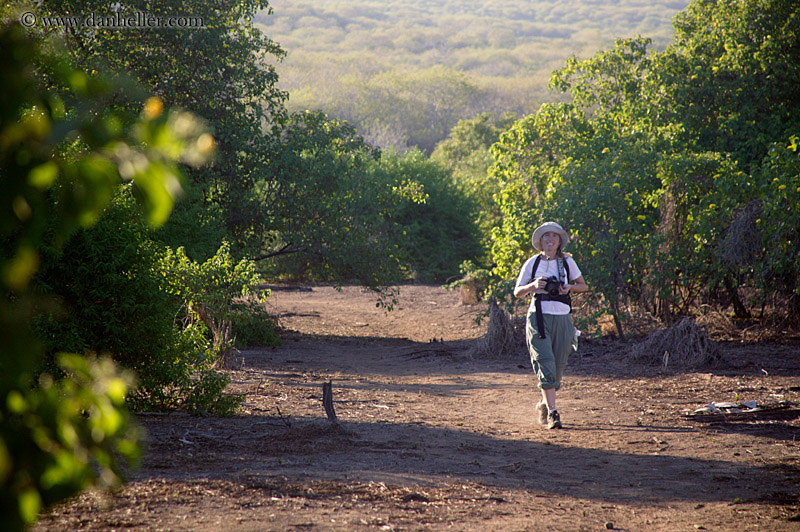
(525, 311), (577, 390)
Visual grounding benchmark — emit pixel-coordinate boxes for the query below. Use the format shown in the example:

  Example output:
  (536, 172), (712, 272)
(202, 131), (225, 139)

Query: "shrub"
(372, 149), (481, 282)
(159, 241), (280, 361)
(231, 299), (281, 349)
(33, 191), (247, 415)
(34, 191), (177, 375)
(0, 22), (211, 530)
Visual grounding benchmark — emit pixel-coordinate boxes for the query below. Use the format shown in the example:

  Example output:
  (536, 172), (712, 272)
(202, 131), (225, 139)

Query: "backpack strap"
(528, 255), (542, 285)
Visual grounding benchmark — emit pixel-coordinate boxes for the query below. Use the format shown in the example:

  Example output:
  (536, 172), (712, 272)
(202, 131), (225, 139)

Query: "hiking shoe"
(537, 401), (548, 425)
(547, 409), (562, 429)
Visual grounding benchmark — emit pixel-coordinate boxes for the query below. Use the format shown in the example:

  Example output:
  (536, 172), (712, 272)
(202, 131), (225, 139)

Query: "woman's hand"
(514, 278), (543, 298)
(532, 276), (549, 290)
(516, 276), (588, 298)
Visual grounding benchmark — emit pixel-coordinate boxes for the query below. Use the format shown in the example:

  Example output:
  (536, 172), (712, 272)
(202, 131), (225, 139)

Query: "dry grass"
(469, 297), (526, 357)
(628, 317), (723, 369)
(695, 305), (740, 339)
(459, 278), (483, 305)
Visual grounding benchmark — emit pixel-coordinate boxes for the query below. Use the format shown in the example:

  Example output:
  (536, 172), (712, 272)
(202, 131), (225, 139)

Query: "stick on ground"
(322, 381), (338, 424)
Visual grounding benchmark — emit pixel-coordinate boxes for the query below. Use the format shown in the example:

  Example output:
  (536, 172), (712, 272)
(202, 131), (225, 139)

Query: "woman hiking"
(514, 222), (588, 429)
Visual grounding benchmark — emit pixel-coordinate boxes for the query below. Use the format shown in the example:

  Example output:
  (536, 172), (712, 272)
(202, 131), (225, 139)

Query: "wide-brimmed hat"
(531, 222), (569, 251)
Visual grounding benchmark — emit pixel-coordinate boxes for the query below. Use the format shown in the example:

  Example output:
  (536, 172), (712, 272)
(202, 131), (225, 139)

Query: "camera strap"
(528, 255), (571, 285)
(529, 254), (573, 339)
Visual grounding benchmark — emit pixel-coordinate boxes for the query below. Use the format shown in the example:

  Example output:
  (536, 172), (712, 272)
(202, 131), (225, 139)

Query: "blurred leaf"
(28, 161), (59, 189)
(2, 244), (40, 292)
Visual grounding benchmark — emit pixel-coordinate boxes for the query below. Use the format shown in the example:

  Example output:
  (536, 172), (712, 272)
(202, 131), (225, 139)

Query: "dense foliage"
(33, 195), (255, 414)
(256, 110), (418, 291)
(257, 0), (690, 150)
(369, 149), (481, 282)
(257, 117), (478, 284)
(431, 112), (517, 262)
(159, 241), (279, 353)
(35, 0), (288, 261)
(489, 0), (800, 336)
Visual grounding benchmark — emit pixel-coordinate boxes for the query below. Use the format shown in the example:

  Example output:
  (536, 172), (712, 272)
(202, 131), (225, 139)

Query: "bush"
(33, 191), (247, 415)
(372, 149), (481, 282)
(34, 191), (178, 376)
(0, 355), (142, 531)
(0, 22), (212, 530)
(232, 299), (281, 349)
(159, 241), (280, 359)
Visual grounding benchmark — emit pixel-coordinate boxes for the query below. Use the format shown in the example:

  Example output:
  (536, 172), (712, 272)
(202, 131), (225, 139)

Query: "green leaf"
(18, 489), (41, 524)
(28, 161), (59, 188)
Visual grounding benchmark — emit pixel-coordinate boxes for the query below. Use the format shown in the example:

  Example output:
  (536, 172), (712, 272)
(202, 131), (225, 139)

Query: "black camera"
(544, 276), (562, 296)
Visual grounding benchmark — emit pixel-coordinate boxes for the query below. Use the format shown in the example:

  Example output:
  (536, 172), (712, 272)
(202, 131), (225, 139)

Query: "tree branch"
(252, 242), (299, 261)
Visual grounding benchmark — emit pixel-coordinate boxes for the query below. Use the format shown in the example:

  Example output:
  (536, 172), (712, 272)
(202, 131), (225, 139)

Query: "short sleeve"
(515, 256), (537, 290)
(566, 257), (582, 281)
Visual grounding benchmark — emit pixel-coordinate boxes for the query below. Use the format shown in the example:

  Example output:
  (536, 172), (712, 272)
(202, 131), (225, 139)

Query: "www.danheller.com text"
(24, 11), (205, 29)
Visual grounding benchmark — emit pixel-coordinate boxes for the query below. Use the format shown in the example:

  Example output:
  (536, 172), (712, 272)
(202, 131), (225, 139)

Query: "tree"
(37, 0), (288, 259)
(257, 110), (421, 297)
(369, 67), (482, 154)
(639, 0), (800, 322)
(489, 0), (800, 333)
(431, 112), (517, 262)
(658, 0), (800, 323)
(371, 149), (481, 282)
(660, 0), (800, 169)
(488, 101), (660, 339)
(309, 66), (485, 154)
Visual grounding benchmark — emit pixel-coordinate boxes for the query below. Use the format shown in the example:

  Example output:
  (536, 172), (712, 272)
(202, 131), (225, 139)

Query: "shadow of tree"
(134, 413), (799, 507)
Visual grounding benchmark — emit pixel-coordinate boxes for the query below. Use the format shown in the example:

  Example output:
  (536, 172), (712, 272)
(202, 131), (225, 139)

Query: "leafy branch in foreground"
(0, 22), (210, 530)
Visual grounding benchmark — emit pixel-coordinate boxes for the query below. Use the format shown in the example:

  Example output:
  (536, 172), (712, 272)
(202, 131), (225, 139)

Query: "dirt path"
(36, 285), (800, 531)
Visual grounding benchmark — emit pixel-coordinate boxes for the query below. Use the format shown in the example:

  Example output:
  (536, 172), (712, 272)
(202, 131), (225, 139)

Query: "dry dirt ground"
(35, 284), (800, 531)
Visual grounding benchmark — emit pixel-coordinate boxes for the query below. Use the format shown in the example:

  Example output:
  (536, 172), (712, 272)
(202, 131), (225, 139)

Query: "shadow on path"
(135, 412), (800, 507)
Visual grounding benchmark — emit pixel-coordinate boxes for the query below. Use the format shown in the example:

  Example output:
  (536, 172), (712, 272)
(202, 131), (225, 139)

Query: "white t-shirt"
(515, 254), (582, 315)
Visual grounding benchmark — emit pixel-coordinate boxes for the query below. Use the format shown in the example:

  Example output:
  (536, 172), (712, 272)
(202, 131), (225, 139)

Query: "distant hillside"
(256, 0), (691, 150)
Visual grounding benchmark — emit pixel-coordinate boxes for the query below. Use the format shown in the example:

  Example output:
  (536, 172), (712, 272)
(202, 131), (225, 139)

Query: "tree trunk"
(723, 276), (751, 320)
(609, 296), (626, 342)
(656, 297), (672, 325)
